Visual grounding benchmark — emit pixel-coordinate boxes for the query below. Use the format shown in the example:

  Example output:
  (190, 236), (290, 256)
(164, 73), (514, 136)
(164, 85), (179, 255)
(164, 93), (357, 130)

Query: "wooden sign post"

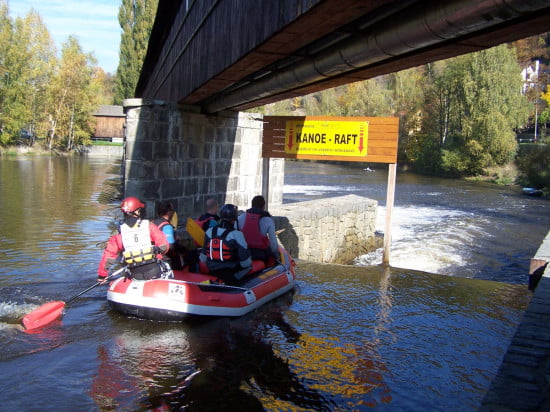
(263, 116), (399, 265)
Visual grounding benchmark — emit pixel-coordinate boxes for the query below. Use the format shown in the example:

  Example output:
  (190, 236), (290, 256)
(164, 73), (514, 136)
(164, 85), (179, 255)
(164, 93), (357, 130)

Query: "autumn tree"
(46, 36), (98, 150)
(387, 68), (425, 163)
(0, 2), (14, 144)
(115, 0), (158, 104)
(0, 7), (56, 145)
(411, 45), (530, 176)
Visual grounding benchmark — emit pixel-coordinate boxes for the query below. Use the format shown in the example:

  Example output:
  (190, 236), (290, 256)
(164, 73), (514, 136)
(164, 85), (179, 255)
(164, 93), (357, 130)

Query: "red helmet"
(120, 197), (144, 214)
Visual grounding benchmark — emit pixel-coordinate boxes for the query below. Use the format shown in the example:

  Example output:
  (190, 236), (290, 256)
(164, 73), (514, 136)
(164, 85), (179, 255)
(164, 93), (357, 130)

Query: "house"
(92, 105), (125, 142)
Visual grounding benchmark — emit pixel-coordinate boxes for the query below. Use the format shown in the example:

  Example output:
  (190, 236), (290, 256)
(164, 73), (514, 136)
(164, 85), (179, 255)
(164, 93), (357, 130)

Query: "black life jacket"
(153, 217), (170, 231)
(195, 213), (219, 230)
(205, 226), (235, 262)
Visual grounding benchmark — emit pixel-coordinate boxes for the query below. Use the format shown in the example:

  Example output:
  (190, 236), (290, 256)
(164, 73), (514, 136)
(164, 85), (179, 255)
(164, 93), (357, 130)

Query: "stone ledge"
(270, 194), (378, 264)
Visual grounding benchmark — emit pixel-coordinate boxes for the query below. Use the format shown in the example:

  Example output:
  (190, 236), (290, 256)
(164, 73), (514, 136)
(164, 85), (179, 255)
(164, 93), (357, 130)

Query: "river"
(0, 155), (548, 411)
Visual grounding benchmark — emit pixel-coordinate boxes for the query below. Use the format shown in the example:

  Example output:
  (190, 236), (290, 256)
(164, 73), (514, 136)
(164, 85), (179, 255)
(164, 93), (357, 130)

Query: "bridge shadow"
(272, 216), (300, 258)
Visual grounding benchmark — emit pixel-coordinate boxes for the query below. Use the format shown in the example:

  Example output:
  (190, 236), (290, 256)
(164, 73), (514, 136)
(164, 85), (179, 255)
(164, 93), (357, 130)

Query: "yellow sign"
(285, 120), (368, 157)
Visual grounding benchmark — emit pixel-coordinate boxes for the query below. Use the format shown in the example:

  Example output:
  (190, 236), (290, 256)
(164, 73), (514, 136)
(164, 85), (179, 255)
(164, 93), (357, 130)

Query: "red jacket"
(97, 220), (168, 278)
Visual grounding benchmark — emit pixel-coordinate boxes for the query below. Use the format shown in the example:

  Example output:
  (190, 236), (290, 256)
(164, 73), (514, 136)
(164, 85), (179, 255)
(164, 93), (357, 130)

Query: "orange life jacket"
(205, 226), (235, 262)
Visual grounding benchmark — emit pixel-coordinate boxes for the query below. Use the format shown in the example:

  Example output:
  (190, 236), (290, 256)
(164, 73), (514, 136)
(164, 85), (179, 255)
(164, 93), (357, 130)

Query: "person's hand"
(97, 276), (108, 284)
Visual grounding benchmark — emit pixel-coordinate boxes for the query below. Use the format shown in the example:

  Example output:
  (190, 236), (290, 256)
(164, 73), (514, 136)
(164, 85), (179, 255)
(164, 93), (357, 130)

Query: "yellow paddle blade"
(186, 217), (205, 246)
(170, 211), (178, 228)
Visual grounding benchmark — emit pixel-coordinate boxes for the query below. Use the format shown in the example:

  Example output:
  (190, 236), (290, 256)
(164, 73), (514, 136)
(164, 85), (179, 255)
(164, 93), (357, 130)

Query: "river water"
(0, 155), (548, 411)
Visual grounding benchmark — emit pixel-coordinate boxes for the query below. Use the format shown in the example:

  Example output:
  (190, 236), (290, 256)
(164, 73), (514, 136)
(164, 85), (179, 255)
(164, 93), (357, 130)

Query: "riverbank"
(0, 143), (123, 157)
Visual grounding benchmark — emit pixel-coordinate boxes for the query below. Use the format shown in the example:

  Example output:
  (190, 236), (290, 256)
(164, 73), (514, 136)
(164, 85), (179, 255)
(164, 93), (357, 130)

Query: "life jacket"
(120, 219), (156, 267)
(241, 208), (271, 250)
(205, 226), (235, 262)
(153, 217), (170, 231)
(195, 213), (219, 230)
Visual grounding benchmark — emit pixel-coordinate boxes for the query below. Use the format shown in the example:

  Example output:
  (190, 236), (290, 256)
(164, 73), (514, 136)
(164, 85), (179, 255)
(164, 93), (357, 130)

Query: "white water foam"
(284, 184), (361, 196)
(355, 205), (489, 275)
(0, 301), (35, 330)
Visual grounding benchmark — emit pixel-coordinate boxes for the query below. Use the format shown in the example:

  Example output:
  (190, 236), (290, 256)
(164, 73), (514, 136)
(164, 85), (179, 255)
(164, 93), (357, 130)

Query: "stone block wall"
(269, 194), (379, 264)
(122, 99), (283, 220)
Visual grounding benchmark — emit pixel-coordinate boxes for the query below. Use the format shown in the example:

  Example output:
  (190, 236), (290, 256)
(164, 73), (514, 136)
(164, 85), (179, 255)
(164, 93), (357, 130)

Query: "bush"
(516, 144), (550, 190)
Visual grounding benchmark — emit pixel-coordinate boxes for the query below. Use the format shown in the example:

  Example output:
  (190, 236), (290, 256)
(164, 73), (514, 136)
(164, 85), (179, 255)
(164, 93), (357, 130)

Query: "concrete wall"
(270, 194), (379, 264)
(529, 230), (550, 290)
(81, 145), (123, 157)
(122, 98), (284, 219)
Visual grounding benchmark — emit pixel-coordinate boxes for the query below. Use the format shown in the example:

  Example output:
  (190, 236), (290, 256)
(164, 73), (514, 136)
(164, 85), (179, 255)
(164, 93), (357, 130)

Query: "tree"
(115, 0), (158, 104)
(387, 68), (425, 163)
(47, 36), (97, 150)
(416, 44), (530, 176)
(22, 10), (57, 144)
(0, 7), (56, 145)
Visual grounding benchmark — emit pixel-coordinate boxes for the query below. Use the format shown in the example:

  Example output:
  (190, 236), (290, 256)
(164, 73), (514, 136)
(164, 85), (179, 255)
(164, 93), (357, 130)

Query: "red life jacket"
(241, 209), (270, 250)
(205, 227), (235, 262)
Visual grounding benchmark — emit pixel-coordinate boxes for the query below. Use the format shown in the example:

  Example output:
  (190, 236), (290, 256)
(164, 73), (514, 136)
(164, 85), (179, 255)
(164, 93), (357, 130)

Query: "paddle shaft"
(66, 267), (126, 304)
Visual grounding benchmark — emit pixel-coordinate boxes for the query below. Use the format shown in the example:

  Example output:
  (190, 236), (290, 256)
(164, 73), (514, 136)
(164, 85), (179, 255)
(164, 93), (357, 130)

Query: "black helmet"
(219, 204), (238, 222)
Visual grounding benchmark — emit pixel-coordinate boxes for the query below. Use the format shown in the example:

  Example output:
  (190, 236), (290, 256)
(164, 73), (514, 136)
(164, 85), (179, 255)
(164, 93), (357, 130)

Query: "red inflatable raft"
(106, 247), (296, 321)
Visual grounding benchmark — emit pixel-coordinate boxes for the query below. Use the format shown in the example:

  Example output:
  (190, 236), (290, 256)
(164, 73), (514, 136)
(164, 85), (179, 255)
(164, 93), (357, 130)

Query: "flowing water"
(0, 155), (548, 411)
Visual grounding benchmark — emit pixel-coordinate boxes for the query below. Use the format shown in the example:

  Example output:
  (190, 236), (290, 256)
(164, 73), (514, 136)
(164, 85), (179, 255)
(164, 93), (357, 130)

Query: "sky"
(8, 0), (121, 74)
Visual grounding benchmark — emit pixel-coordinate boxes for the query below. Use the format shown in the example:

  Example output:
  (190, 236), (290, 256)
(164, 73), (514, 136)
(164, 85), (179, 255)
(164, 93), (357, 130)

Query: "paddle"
(186, 217), (205, 246)
(170, 210), (178, 229)
(21, 267), (127, 331)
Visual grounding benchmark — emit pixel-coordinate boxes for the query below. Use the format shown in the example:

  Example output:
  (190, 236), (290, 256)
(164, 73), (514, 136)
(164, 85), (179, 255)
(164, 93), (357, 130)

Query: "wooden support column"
(262, 157), (270, 209)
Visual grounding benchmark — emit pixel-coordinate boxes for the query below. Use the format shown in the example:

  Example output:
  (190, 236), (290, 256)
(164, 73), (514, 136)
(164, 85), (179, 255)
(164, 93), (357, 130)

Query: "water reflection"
(88, 293), (335, 411)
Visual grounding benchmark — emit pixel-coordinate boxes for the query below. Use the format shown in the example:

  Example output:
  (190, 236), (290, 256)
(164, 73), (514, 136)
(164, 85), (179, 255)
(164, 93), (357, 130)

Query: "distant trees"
(115, 0), (158, 104)
(421, 44), (530, 176)
(0, 4), (113, 150)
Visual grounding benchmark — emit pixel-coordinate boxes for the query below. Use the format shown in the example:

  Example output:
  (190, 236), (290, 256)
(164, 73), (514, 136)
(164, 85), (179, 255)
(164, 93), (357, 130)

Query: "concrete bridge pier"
(122, 98), (284, 219)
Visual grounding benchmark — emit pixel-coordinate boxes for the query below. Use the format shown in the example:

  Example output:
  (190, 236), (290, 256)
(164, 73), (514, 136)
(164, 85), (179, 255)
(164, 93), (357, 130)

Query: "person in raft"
(97, 196), (170, 283)
(200, 204), (252, 285)
(236, 195), (279, 261)
(153, 200), (185, 270)
(195, 197), (220, 230)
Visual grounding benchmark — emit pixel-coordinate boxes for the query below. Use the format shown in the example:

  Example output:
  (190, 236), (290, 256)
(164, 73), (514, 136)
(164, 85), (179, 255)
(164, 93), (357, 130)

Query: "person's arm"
(262, 217), (279, 255)
(233, 231), (252, 269)
(162, 224), (176, 246)
(235, 214), (245, 230)
(97, 234), (122, 279)
(199, 229), (212, 263)
(149, 222), (169, 254)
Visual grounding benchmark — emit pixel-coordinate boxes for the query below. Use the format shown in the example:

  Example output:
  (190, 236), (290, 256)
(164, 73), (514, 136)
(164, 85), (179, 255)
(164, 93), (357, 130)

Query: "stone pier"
(122, 99), (284, 218)
(270, 194), (379, 264)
